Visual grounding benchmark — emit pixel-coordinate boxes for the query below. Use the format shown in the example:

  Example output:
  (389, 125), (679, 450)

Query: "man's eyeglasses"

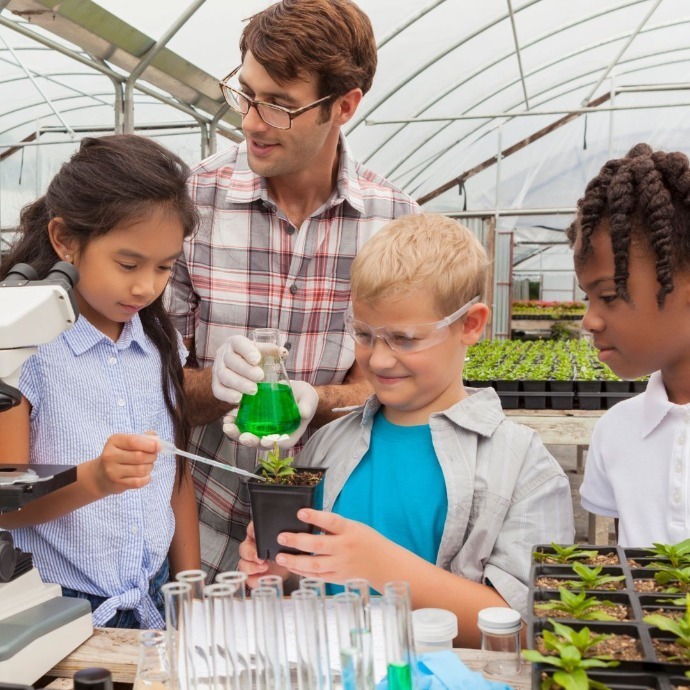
(219, 66), (333, 130)
(344, 296), (481, 353)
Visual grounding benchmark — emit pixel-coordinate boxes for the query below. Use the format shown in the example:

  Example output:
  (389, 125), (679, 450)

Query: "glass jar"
(133, 630), (171, 690)
(411, 608), (458, 654)
(477, 607), (522, 677)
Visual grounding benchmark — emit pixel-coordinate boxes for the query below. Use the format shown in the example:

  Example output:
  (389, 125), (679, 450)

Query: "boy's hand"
(274, 509), (391, 583)
(92, 433), (159, 496)
(238, 522), (291, 588)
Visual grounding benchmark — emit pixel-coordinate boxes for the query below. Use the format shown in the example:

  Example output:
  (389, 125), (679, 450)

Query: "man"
(167, 0), (420, 579)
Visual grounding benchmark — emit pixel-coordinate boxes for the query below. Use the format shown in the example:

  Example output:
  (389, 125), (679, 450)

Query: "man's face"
(236, 52), (336, 180)
(574, 221), (690, 382)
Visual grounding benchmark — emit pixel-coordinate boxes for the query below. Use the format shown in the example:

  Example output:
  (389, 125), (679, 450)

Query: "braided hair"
(567, 143), (690, 307)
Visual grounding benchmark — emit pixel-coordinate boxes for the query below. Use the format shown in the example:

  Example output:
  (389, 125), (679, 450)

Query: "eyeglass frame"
(344, 295), (482, 353)
(219, 66), (334, 130)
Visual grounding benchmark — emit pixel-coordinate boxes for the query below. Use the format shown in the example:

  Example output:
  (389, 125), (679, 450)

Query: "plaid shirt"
(167, 134), (419, 579)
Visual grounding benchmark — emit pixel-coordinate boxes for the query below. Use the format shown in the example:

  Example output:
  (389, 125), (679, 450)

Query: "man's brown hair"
(240, 0), (377, 110)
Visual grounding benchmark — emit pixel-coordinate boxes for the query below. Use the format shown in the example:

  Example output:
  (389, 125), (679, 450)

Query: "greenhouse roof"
(1, 0), (689, 228)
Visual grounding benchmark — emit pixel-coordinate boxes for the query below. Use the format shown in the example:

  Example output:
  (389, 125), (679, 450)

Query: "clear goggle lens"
(344, 296), (480, 353)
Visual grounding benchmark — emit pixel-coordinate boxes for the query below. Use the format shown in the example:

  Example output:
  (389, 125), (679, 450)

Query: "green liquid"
(387, 662), (413, 690)
(236, 382), (301, 436)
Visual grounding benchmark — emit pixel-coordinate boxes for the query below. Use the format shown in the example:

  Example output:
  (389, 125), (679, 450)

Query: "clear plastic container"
(411, 608), (458, 653)
(477, 607), (522, 677)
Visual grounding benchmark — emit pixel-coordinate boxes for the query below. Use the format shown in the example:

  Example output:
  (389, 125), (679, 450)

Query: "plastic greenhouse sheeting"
(1, 0), (689, 234)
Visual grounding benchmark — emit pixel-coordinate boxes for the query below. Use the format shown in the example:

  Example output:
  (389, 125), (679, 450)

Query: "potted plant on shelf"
(246, 441), (327, 561)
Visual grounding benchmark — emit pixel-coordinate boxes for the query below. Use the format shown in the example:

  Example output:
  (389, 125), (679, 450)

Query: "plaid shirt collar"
(223, 132), (366, 215)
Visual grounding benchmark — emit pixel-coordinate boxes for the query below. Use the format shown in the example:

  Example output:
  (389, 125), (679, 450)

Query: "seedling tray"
(527, 543), (690, 688)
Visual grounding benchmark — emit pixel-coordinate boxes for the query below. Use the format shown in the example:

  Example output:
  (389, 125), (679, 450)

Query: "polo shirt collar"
(359, 386), (504, 437)
(223, 134), (365, 215)
(64, 313), (152, 356)
(640, 370), (676, 438)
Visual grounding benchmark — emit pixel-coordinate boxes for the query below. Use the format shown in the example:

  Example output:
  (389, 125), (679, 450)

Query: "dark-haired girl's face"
(575, 222), (690, 394)
(69, 206), (184, 341)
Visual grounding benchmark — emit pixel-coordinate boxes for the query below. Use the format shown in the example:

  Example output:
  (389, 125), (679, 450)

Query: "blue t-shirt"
(329, 410), (448, 592)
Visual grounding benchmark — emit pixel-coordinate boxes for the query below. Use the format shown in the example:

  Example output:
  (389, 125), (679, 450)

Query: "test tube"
(162, 581), (196, 690)
(292, 589), (328, 690)
(332, 591), (366, 690)
(176, 569), (207, 600)
(253, 585), (291, 690)
(215, 572), (252, 690)
(257, 574), (289, 680)
(344, 579), (374, 690)
(299, 579), (332, 690)
(382, 583), (416, 690)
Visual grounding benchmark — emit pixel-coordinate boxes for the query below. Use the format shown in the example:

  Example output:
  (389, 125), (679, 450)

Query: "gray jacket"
(298, 386), (575, 615)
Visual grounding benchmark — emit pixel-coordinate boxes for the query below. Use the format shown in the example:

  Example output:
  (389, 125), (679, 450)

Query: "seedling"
(644, 539), (690, 569)
(644, 593), (690, 661)
(562, 562), (626, 591)
(524, 620), (618, 690)
(258, 441), (295, 484)
(653, 566), (690, 594)
(534, 587), (619, 621)
(533, 543), (600, 565)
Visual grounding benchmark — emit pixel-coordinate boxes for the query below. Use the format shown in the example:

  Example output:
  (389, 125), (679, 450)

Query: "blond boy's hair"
(351, 213), (489, 316)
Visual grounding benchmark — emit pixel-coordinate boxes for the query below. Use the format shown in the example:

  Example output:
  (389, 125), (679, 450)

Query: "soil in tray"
(533, 602), (631, 621)
(643, 607), (685, 621)
(535, 633), (644, 661)
(535, 576), (626, 591)
(535, 552), (621, 566)
(634, 579), (690, 593)
(652, 638), (690, 664)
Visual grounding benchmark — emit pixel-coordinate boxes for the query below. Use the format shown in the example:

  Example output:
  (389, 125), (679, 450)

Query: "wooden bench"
(504, 409), (613, 544)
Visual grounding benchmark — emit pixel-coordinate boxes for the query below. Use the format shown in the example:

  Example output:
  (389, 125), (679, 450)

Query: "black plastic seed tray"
(526, 543), (690, 686)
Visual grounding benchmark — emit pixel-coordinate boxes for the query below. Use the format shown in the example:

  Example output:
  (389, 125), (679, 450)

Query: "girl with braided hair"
(571, 143), (690, 546)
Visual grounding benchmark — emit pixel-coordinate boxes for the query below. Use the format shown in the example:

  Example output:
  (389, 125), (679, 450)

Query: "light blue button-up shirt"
(13, 314), (183, 628)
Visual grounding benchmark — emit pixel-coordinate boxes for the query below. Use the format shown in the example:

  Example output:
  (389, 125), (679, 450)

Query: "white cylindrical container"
(411, 608), (458, 654)
(477, 607), (522, 677)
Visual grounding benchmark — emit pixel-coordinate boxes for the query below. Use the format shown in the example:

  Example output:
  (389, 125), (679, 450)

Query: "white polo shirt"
(580, 371), (690, 547)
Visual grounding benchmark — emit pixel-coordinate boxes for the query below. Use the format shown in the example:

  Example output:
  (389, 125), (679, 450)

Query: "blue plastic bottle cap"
(477, 607), (522, 634)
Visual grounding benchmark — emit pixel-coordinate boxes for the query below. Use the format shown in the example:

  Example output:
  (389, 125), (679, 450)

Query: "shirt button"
(108, 357), (117, 365)
(680, 435), (687, 445)
(285, 226), (295, 235)
(674, 492), (681, 503)
(677, 463), (683, 472)
(290, 285), (298, 294)
(284, 342), (292, 351)
(117, 398), (126, 407)
(131, 525), (138, 535)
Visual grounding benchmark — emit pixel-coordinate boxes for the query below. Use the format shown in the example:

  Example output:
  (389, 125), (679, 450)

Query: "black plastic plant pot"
(529, 588), (637, 623)
(604, 380), (634, 409)
(632, 381), (649, 394)
(523, 381), (547, 410)
(531, 563), (630, 592)
(576, 381), (603, 410)
(532, 667), (665, 690)
(247, 467), (327, 561)
(648, 628), (690, 672)
(623, 548), (668, 568)
(548, 381), (576, 410)
(495, 380), (520, 409)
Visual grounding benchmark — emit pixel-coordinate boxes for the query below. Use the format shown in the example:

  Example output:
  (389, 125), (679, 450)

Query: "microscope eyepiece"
(1, 263), (38, 286)
(45, 261), (79, 291)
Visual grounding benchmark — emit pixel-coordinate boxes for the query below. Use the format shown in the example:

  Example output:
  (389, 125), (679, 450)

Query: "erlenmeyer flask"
(235, 328), (301, 436)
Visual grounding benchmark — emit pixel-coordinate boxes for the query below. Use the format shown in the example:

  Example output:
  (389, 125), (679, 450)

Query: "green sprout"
(653, 566), (690, 594)
(534, 544), (600, 565)
(561, 563), (627, 591)
(644, 539), (690, 569)
(534, 588), (619, 621)
(258, 441), (295, 484)
(523, 619), (618, 690)
(644, 593), (690, 661)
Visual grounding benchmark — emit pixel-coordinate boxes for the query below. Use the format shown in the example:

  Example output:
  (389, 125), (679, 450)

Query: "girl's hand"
(274, 509), (392, 584)
(92, 433), (159, 496)
(238, 522), (291, 589)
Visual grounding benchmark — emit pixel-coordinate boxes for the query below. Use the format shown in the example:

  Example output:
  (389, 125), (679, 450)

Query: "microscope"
(0, 261), (93, 685)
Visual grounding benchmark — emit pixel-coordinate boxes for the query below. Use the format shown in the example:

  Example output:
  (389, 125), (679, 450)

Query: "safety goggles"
(344, 296), (480, 353)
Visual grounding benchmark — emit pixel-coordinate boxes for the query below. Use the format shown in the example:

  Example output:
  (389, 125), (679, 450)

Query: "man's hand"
(212, 335), (275, 405)
(222, 380), (319, 448)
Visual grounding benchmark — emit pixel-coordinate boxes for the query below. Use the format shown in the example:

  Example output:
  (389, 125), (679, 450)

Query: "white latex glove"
(211, 335), (285, 405)
(222, 380), (319, 449)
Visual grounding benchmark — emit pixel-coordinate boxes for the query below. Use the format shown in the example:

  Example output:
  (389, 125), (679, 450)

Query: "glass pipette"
(156, 438), (267, 481)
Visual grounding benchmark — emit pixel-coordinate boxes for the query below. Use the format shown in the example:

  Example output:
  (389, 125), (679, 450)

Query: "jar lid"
(412, 608), (458, 643)
(477, 607), (522, 634)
